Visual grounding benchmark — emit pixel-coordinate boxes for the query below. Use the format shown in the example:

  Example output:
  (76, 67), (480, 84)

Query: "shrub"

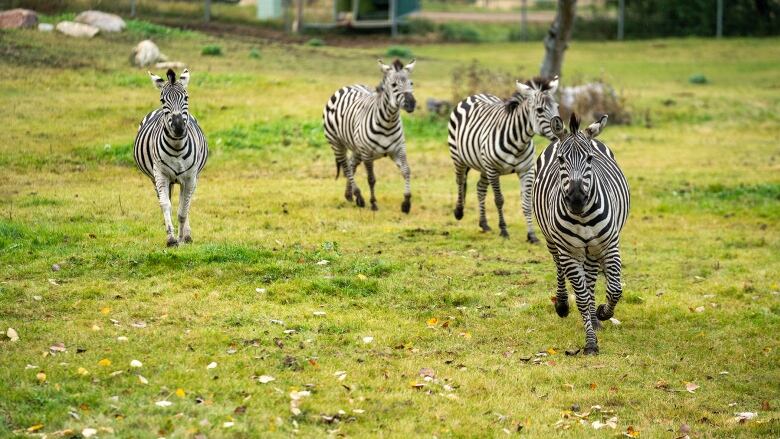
(558, 79), (632, 125)
(401, 18), (437, 35)
(440, 23), (482, 42)
(249, 48), (261, 59)
(201, 45), (222, 56)
(305, 38), (325, 47)
(385, 46), (413, 58)
(450, 60), (519, 103)
(688, 74), (708, 84)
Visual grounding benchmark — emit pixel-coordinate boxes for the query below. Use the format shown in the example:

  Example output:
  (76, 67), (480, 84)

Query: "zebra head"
(515, 76), (563, 140)
(149, 69), (191, 138)
(378, 58), (417, 113)
(556, 113), (609, 215)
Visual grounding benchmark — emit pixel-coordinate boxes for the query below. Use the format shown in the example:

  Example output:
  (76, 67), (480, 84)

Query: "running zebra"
(323, 59), (417, 213)
(448, 77), (564, 241)
(134, 69), (208, 247)
(533, 114), (630, 355)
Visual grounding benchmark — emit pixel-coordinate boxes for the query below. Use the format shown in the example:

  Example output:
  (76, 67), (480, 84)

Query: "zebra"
(133, 69), (208, 247)
(323, 58), (417, 213)
(448, 76), (564, 241)
(533, 113), (630, 355)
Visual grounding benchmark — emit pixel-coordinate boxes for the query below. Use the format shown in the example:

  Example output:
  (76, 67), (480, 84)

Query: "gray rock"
(75, 10), (126, 32)
(56, 21), (100, 38)
(131, 40), (169, 67)
(0, 8), (38, 29)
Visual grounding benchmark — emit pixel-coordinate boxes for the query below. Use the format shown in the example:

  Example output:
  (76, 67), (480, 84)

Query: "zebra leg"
(330, 141), (352, 201)
(346, 155), (365, 208)
(584, 257), (602, 330)
(597, 250), (623, 321)
(365, 160), (378, 211)
(487, 171), (509, 238)
(453, 165), (468, 220)
(519, 167), (539, 244)
(561, 254), (599, 354)
(549, 243), (569, 317)
(177, 177), (197, 244)
(153, 172), (177, 247)
(393, 150), (411, 214)
(477, 174), (490, 232)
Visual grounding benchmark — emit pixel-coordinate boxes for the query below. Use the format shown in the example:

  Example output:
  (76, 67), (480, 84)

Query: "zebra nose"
(403, 93), (416, 112)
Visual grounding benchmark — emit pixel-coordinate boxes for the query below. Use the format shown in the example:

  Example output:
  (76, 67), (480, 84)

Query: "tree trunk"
(540, 0), (577, 78)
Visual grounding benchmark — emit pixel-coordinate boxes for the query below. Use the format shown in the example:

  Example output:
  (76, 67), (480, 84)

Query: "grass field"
(1, 24), (779, 438)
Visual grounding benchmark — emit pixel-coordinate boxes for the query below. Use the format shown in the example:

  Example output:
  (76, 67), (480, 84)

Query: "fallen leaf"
(155, 400), (172, 407)
(610, 317), (621, 326)
(426, 317), (438, 326)
(316, 260), (329, 266)
(100, 307), (111, 315)
(685, 382), (699, 393)
(207, 362), (218, 370)
(334, 371), (347, 381)
(138, 375), (149, 384)
(77, 367), (89, 376)
(224, 421), (235, 428)
(458, 332), (472, 339)
(624, 425), (639, 437)
(256, 288), (266, 294)
(418, 368), (435, 378)
(564, 348), (580, 356)
(547, 348), (557, 355)
(694, 306), (705, 313)
(357, 274), (367, 280)
(734, 412), (757, 423)
(130, 360), (142, 368)
(362, 336), (374, 344)
(313, 311), (326, 317)
(176, 388), (186, 398)
(82, 427), (97, 437)
(98, 358), (112, 367)
(655, 379), (669, 389)
(131, 321), (147, 328)
(6, 328), (19, 342)
(36, 372), (47, 383)
(257, 375), (275, 384)
(270, 319), (284, 325)
(49, 342), (66, 353)
(27, 424), (44, 432)
(234, 405), (247, 415)
(589, 383), (597, 390)
(33, 295), (42, 301)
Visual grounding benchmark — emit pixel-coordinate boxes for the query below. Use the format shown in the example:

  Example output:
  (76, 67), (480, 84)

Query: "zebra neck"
(510, 103), (534, 146)
(161, 124), (187, 151)
(376, 82), (400, 126)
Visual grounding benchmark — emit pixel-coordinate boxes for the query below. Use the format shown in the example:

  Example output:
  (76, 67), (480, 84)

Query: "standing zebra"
(323, 59), (417, 213)
(448, 77), (564, 241)
(533, 114), (630, 355)
(134, 69), (209, 247)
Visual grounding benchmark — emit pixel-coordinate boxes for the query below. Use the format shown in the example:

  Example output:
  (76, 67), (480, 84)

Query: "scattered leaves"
(685, 382), (699, 393)
(624, 425), (640, 437)
(155, 400), (172, 407)
(130, 360), (142, 368)
(176, 388), (186, 398)
(100, 307), (111, 315)
(6, 328), (19, 342)
(27, 424), (44, 433)
(98, 358), (112, 367)
(36, 372), (47, 383)
(207, 362), (218, 370)
(734, 412), (757, 423)
(334, 371), (347, 381)
(362, 336), (374, 344)
(426, 317), (438, 327)
(257, 375), (275, 384)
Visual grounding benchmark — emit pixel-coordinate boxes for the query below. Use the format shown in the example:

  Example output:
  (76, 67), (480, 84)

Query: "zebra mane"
(166, 69), (176, 84)
(504, 76), (556, 112)
(392, 59), (404, 71)
(569, 113), (580, 133)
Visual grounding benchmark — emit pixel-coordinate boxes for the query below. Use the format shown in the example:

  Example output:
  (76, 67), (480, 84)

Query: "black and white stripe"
(533, 114), (630, 355)
(448, 77), (563, 241)
(134, 69), (208, 247)
(323, 59), (417, 213)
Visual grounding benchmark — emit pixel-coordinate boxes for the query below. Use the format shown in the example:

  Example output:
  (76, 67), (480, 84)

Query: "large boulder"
(75, 10), (125, 33)
(0, 8), (38, 29)
(56, 21), (100, 38)
(131, 40), (169, 67)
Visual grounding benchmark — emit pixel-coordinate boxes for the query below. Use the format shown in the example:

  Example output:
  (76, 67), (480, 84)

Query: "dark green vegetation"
(0, 23), (779, 438)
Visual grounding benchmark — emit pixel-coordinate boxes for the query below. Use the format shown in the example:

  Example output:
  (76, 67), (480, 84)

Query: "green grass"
(1, 26), (779, 438)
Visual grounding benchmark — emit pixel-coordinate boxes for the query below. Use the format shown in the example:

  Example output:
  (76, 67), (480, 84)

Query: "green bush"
(385, 46), (413, 58)
(440, 23), (482, 42)
(689, 74), (708, 84)
(126, 19), (192, 38)
(400, 18), (437, 35)
(249, 48), (261, 59)
(201, 45), (223, 56)
(305, 38), (325, 47)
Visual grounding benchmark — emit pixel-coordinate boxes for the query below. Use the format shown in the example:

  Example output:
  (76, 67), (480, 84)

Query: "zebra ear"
(585, 114), (608, 139)
(378, 59), (392, 74)
(548, 75), (559, 93)
(179, 69), (190, 89)
(404, 59), (416, 73)
(515, 80), (533, 98)
(149, 71), (165, 90)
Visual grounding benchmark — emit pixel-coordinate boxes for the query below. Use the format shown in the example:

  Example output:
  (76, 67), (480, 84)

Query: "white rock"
(131, 40), (168, 68)
(362, 336), (374, 344)
(81, 428), (98, 438)
(75, 10), (126, 32)
(56, 21), (100, 38)
(130, 360), (143, 368)
(155, 400), (172, 407)
(6, 328), (19, 342)
(257, 375), (275, 384)
(38, 23), (53, 32)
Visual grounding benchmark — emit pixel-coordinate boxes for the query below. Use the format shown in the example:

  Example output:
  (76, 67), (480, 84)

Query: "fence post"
(617, 0), (624, 40)
(521, 0), (528, 41)
(130, 0), (136, 18)
(716, 0), (724, 38)
(204, 0), (211, 22)
(390, 0), (398, 38)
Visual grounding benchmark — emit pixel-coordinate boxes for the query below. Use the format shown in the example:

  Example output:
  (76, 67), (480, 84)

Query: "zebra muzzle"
(403, 93), (416, 113)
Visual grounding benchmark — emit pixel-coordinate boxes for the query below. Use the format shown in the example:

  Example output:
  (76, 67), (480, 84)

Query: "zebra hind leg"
(562, 255), (599, 354)
(346, 155), (365, 208)
(487, 172), (509, 238)
(453, 165), (468, 220)
(476, 174), (491, 232)
(365, 160), (378, 211)
(519, 168), (539, 244)
(597, 251), (623, 322)
(392, 150), (412, 214)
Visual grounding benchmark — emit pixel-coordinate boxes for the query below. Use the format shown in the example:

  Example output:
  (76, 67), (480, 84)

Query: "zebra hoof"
(401, 200), (411, 214)
(181, 235), (192, 244)
(499, 229), (510, 239)
(527, 233), (540, 244)
(370, 203), (378, 211)
(479, 221), (492, 232)
(355, 194), (365, 208)
(596, 304), (614, 321)
(345, 193), (353, 202)
(583, 344), (599, 355)
(555, 300), (569, 318)
(166, 237), (178, 247)
(454, 206), (464, 220)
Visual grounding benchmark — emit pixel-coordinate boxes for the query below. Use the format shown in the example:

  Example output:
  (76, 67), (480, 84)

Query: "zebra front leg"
(153, 172), (177, 247)
(346, 155), (365, 208)
(487, 171), (509, 238)
(393, 150), (411, 214)
(519, 167), (539, 244)
(597, 249), (623, 322)
(584, 257), (602, 330)
(477, 174), (490, 232)
(178, 177), (197, 244)
(549, 244), (569, 318)
(365, 160), (378, 211)
(453, 165), (468, 220)
(561, 254), (599, 354)
(330, 142), (352, 201)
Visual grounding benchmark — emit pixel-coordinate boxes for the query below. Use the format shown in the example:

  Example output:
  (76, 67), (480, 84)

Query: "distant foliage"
(306, 38), (325, 47)
(440, 23), (482, 42)
(558, 78), (632, 125)
(688, 74), (708, 85)
(619, 0), (780, 37)
(126, 20), (192, 38)
(201, 45), (223, 56)
(249, 48), (261, 59)
(386, 46), (414, 58)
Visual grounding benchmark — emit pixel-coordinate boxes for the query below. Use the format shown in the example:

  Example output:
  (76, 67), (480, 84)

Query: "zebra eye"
(586, 154), (593, 163)
(557, 155), (564, 164)
(392, 82), (397, 86)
